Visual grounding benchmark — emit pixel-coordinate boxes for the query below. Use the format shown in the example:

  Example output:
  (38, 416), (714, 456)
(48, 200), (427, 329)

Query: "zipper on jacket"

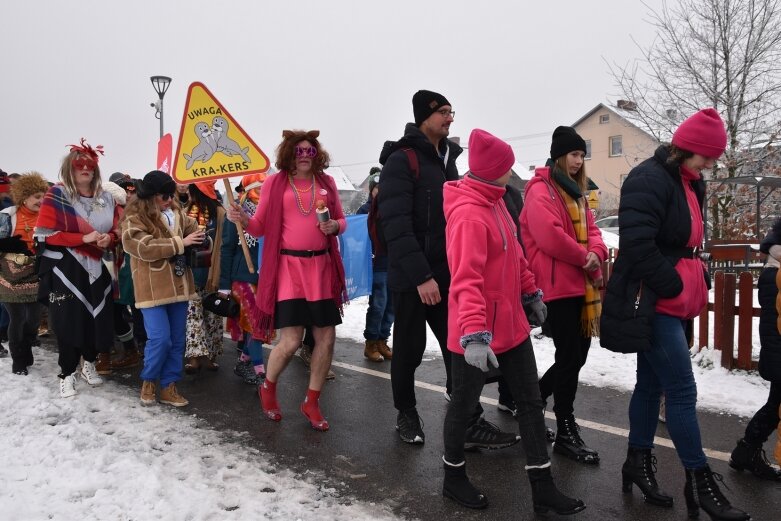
(491, 301), (498, 332)
(424, 190), (431, 254)
(491, 207), (508, 251)
(551, 259), (556, 286)
(633, 282), (644, 317)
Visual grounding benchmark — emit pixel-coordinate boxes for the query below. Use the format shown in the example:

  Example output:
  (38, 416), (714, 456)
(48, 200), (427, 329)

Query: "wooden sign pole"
(222, 178), (255, 274)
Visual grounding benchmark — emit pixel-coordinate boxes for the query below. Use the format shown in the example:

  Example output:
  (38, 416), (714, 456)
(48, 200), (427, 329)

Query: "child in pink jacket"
(440, 129), (585, 516)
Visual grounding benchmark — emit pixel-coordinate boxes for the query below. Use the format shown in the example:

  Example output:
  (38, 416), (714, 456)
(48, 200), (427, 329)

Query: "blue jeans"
(628, 313), (707, 469)
(140, 302), (188, 387)
(363, 270), (394, 340)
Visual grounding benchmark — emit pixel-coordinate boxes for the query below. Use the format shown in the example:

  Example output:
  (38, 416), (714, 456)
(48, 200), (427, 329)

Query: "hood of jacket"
(443, 175), (506, 222)
(379, 122), (463, 165)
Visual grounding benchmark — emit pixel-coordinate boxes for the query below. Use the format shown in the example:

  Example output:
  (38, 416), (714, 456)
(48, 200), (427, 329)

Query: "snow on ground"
(340, 296), (771, 418)
(0, 347), (397, 521)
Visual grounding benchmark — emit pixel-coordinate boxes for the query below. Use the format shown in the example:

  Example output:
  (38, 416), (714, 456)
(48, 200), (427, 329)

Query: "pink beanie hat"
(468, 129), (515, 181)
(671, 108), (727, 158)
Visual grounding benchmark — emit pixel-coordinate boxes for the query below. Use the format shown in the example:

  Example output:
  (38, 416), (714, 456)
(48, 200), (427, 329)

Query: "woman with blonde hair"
(520, 126), (607, 464)
(226, 130), (348, 431)
(0, 172), (50, 375)
(35, 139), (120, 397)
(122, 171), (204, 406)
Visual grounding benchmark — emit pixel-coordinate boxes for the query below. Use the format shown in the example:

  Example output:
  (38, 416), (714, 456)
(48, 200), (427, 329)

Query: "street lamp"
(150, 76), (172, 139)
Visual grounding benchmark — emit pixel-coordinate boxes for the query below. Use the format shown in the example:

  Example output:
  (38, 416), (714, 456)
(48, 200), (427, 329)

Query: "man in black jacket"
(378, 90), (517, 449)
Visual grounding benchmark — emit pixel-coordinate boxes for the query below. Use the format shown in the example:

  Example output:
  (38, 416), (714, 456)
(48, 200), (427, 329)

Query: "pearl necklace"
(288, 174), (316, 215)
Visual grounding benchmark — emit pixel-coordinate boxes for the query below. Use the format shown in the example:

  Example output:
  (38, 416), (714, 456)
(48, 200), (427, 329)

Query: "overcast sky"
(1, 0), (663, 184)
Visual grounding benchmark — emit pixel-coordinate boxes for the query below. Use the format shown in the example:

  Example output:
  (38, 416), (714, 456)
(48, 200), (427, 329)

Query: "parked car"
(595, 215), (619, 234)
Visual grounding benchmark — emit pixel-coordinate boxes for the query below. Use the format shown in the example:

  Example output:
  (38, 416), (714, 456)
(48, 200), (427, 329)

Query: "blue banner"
(338, 214), (373, 299)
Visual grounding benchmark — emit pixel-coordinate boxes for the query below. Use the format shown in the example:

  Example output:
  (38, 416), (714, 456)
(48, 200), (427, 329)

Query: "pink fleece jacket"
(520, 167), (607, 302)
(443, 176), (538, 354)
(655, 165), (708, 319)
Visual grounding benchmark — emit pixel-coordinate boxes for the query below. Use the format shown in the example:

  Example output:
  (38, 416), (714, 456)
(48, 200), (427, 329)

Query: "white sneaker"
(81, 361), (104, 386)
(60, 374), (77, 398)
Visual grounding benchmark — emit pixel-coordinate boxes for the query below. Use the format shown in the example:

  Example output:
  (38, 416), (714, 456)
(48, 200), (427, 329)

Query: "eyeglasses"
(159, 193), (174, 201)
(295, 146), (317, 158)
(71, 157), (97, 170)
(436, 109), (455, 118)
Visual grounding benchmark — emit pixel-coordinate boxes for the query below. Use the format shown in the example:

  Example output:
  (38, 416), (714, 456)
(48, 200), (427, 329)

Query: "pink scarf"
(254, 170), (348, 336)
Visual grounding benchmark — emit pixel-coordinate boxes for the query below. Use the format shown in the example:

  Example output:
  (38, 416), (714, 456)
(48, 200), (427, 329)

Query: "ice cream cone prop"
(223, 178), (255, 273)
(315, 200), (330, 223)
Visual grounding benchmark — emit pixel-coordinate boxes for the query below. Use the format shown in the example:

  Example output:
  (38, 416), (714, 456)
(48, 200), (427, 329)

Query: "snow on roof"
(324, 166), (356, 191)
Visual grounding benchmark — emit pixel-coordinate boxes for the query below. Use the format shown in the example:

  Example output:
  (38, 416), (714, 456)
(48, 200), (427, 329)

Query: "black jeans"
(6, 302), (41, 372)
(391, 289), (451, 411)
(444, 338), (549, 465)
(539, 297), (591, 418)
(744, 381), (781, 446)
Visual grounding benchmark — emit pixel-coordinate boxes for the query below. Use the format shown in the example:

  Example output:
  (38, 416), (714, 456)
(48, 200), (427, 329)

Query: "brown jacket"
(121, 209), (199, 309)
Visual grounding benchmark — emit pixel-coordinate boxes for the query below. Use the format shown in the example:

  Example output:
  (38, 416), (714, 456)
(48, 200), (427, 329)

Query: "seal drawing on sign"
(183, 122), (217, 169)
(212, 116), (251, 162)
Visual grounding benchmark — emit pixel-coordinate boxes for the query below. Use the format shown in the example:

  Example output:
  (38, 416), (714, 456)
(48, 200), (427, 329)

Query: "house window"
(599, 114), (610, 124)
(584, 140), (592, 159)
(609, 135), (623, 157)
(620, 173), (629, 186)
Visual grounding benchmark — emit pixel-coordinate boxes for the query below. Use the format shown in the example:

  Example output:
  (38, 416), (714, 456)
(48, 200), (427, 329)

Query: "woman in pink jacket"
(520, 126), (607, 464)
(441, 129), (585, 515)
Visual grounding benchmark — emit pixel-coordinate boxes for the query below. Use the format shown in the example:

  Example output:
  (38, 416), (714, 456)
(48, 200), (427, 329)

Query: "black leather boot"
(528, 467), (586, 515)
(442, 460), (488, 509)
(729, 439), (781, 481)
(684, 465), (751, 520)
(553, 415), (600, 464)
(621, 447), (673, 507)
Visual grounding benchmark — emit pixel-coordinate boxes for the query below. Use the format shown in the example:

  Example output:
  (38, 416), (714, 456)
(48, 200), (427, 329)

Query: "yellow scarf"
(555, 184), (601, 337)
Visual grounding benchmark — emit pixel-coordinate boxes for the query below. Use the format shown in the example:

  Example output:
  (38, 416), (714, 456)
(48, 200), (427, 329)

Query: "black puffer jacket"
(600, 146), (704, 352)
(757, 220), (781, 382)
(377, 123), (462, 292)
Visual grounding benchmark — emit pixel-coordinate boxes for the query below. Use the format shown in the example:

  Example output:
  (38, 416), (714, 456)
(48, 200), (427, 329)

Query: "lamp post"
(150, 76), (172, 139)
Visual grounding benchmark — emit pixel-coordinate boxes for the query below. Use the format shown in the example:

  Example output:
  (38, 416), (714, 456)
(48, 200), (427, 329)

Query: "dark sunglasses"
(71, 157), (97, 170)
(295, 146), (317, 158)
(159, 192), (175, 201)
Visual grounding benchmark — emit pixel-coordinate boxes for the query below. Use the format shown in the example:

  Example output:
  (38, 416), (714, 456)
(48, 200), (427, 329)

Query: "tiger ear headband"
(67, 138), (105, 161)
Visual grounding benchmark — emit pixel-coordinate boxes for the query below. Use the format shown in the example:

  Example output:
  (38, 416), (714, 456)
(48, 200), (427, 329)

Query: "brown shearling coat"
(121, 209), (199, 309)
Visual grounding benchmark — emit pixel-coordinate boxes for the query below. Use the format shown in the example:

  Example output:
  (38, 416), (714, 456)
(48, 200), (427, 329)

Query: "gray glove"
(464, 341), (498, 373)
(528, 299), (547, 326)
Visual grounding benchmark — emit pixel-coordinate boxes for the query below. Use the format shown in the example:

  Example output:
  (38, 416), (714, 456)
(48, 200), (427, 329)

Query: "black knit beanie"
(412, 90), (451, 126)
(550, 126), (587, 160)
(138, 170), (176, 199)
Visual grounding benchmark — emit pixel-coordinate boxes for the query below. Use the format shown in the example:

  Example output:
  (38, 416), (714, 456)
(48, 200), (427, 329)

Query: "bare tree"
(610, 0), (781, 238)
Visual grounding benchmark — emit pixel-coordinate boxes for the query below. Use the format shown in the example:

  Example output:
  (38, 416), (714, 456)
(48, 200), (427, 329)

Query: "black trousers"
(539, 296), (591, 418)
(6, 302), (40, 372)
(391, 290), (451, 411)
(744, 381), (781, 446)
(444, 339), (549, 465)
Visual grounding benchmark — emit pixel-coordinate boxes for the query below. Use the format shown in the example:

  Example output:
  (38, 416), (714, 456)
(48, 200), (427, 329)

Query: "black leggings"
(743, 382), (781, 446)
(6, 302), (40, 372)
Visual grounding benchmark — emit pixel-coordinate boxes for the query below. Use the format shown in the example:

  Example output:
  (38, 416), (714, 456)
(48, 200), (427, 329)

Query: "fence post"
(720, 273), (736, 370)
(713, 271), (725, 356)
(736, 272), (754, 370)
(698, 304), (709, 351)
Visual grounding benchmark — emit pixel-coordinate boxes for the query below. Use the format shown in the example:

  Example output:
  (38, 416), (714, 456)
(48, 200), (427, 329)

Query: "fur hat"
(102, 181), (127, 206)
(550, 126), (587, 160)
(672, 108), (727, 158)
(412, 90), (451, 126)
(10, 172), (49, 206)
(468, 129), (515, 181)
(137, 170), (176, 199)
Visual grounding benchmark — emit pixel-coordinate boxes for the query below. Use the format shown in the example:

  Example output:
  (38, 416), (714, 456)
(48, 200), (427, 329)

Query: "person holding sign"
(226, 130), (348, 432)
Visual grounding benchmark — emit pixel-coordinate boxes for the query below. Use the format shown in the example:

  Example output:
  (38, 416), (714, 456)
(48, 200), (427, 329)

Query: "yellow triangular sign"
(172, 82), (270, 183)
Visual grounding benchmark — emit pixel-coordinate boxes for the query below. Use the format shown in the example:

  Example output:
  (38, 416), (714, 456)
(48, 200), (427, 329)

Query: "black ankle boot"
(553, 416), (600, 464)
(621, 447), (673, 507)
(442, 460), (488, 509)
(528, 467), (586, 515)
(729, 439), (781, 481)
(684, 465), (751, 520)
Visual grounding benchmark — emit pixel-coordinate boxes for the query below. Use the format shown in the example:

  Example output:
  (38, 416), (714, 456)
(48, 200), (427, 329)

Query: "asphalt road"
(98, 336), (779, 521)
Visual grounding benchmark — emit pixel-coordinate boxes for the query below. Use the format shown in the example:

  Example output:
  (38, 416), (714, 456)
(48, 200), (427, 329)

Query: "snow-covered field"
(0, 347), (397, 521)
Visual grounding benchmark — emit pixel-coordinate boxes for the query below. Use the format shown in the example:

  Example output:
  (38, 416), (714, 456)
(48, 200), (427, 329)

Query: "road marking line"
(330, 360), (732, 462)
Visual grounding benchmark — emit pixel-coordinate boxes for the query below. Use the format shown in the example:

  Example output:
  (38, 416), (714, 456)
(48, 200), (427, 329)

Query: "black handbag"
(186, 236), (213, 269)
(202, 292), (239, 317)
